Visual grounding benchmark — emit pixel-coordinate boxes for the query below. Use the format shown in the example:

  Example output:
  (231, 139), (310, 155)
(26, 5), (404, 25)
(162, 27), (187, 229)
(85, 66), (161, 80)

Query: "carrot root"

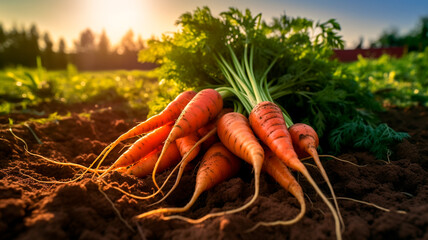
(134, 183), (205, 219)
(152, 89), (223, 191)
(10, 128), (105, 183)
(90, 91), (196, 178)
(245, 146), (306, 232)
(98, 123), (174, 179)
(249, 102), (342, 240)
(301, 169), (342, 240)
(245, 197), (306, 232)
(135, 142), (240, 220)
(175, 112), (266, 224)
(149, 128), (217, 207)
(289, 123), (344, 232)
(334, 197), (407, 214)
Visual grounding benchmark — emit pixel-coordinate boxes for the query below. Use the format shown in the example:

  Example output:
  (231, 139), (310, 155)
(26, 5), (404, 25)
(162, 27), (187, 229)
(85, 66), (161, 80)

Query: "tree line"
(365, 16), (428, 51)
(0, 23), (156, 70)
(1, 17), (427, 70)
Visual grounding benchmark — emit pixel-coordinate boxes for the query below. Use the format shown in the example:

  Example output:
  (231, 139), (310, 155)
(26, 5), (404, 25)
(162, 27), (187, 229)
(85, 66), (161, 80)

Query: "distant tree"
(370, 16), (428, 51)
(417, 17), (428, 50)
(43, 33), (53, 52)
(0, 24), (5, 68)
(137, 34), (145, 50)
(0, 23), (151, 70)
(7, 25), (28, 66)
(27, 24), (40, 67)
(98, 29), (110, 55)
(119, 29), (137, 54)
(0, 24), (5, 48)
(56, 38), (68, 69)
(0, 24), (4, 43)
(355, 37), (364, 49)
(74, 28), (96, 53)
(42, 32), (54, 68)
(58, 38), (66, 53)
(371, 28), (402, 48)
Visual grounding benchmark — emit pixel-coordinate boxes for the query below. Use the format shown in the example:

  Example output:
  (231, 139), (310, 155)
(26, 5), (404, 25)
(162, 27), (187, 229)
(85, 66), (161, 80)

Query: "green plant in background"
(346, 48), (428, 107)
(0, 59), (159, 115)
(0, 57), (55, 113)
(329, 117), (410, 159)
(146, 77), (191, 117)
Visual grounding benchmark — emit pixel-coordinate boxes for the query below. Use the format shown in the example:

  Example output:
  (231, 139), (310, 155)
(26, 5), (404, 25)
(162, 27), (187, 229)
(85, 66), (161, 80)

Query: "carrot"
(289, 123), (344, 230)
(150, 108), (232, 206)
(126, 141), (181, 178)
(152, 88), (223, 190)
(93, 90), (196, 175)
(98, 122), (173, 178)
(246, 146), (305, 232)
(134, 142), (241, 219)
(153, 112), (264, 223)
(173, 112), (264, 222)
(129, 125), (221, 202)
(197, 120), (219, 151)
(194, 107), (233, 151)
(249, 101), (342, 240)
(176, 133), (201, 168)
(288, 123), (319, 158)
(104, 142), (182, 202)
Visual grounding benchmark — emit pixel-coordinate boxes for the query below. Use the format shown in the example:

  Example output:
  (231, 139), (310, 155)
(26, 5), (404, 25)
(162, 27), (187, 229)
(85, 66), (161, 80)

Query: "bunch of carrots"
(71, 46), (344, 239)
(63, 11), (343, 238)
(86, 88), (343, 237)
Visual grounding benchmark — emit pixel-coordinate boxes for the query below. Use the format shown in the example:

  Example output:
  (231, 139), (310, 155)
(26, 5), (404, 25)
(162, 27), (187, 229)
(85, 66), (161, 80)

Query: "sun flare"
(85, 0), (150, 44)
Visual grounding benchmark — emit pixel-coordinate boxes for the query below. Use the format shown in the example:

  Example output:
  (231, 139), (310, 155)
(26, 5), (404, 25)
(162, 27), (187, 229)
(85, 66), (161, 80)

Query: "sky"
(0, 0), (427, 50)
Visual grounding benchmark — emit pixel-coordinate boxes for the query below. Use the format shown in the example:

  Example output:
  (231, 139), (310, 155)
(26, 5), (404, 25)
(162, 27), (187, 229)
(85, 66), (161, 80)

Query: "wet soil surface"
(1, 101), (427, 240)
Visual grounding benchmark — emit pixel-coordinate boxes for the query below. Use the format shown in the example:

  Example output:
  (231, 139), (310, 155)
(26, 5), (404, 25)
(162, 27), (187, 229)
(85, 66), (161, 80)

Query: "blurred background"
(0, 0), (427, 70)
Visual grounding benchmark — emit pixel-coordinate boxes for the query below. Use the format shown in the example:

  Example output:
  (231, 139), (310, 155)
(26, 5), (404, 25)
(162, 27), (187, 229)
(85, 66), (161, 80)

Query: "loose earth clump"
(1, 101), (427, 240)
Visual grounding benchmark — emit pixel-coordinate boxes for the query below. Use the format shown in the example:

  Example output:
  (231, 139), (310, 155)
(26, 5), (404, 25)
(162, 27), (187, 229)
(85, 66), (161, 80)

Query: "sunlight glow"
(86, 0), (150, 44)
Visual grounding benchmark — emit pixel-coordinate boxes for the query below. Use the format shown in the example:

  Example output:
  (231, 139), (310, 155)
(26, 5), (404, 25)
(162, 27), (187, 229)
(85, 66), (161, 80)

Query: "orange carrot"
(113, 90), (197, 141)
(152, 88), (223, 189)
(134, 142), (241, 219)
(93, 91), (196, 175)
(151, 107), (234, 204)
(126, 141), (181, 178)
(176, 133), (201, 166)
(153, 109), (234, 204)
(249, 101), (342, 240)
(132, 120), (224, 203)
(249, 102), (303, 172)
(196, 108), (233, 151)
(246, 146), (305, 232)
(174, 112), (264, 222)
(98, 123), (173, 178)
(289, 123), (344, 230)
(144, 127), (223, 202)
(151, 112), (264, 223)
(197, 120), (219, 151)
(288, 123), (319, 158)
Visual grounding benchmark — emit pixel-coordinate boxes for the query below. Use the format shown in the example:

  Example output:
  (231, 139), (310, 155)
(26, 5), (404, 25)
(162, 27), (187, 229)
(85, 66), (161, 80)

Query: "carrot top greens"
(139, 6), (408, 159)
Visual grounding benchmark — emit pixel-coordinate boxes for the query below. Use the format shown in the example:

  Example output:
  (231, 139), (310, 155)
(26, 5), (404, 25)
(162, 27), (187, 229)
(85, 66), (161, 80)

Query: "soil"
(1, 100), (427, 240)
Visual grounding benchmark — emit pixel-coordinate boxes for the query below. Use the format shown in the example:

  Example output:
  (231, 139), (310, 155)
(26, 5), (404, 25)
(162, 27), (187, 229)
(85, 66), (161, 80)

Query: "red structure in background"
(332, 46), (407, 62)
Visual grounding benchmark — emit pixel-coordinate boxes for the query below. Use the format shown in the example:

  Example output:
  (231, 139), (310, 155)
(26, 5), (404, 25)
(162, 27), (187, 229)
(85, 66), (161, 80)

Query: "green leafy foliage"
(346, 48), (428, 107)
(139, 6), (407, 159)
(0, 64), (158, 115)
(329, 118), (409, 159)
(146, 77), (193, 117)
(1, 57), (55, 104)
